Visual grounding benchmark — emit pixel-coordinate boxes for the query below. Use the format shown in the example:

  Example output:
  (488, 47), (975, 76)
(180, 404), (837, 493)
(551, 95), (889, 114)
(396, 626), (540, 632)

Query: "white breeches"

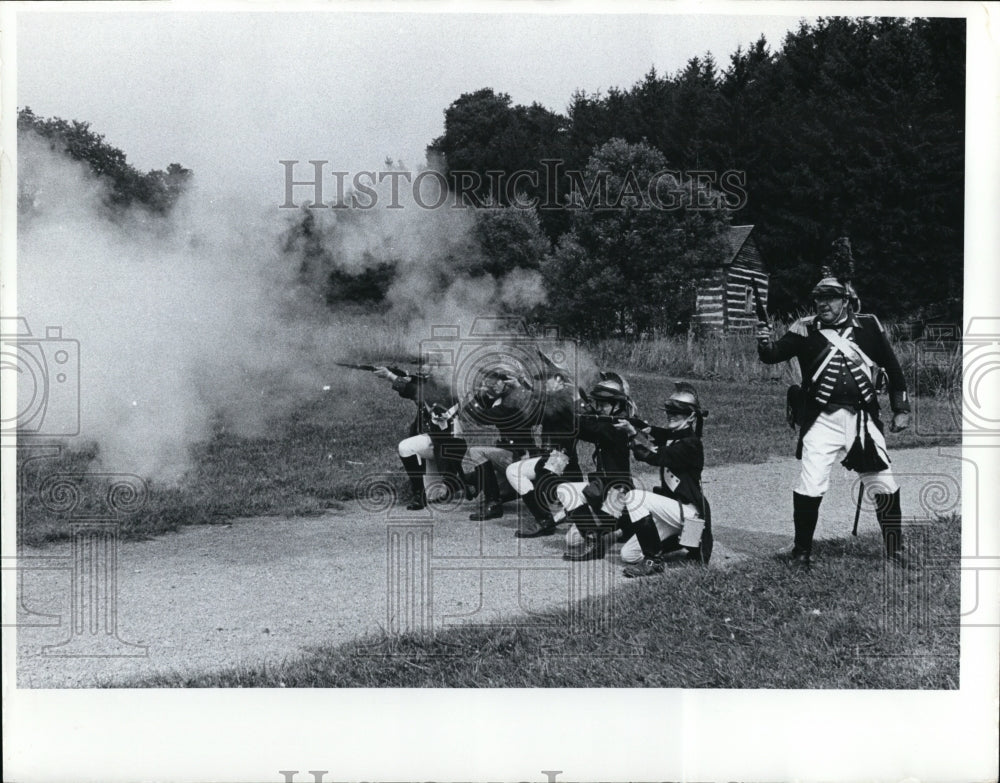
(797, 408), (897, 497)
(619, 490), (705, 563)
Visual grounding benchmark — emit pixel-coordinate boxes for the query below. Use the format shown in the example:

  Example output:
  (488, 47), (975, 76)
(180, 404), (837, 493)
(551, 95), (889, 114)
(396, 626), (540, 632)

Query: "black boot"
(633, 514), (662, 558)
(686, 519), (713, 566)
(470, 462), (504, 521)
(786, 492), (822, 567)
(400, 455), (426, 510)
(562, 505), (615, 561)
(514, 490), (556, 537)
(874, 490), (908, 568)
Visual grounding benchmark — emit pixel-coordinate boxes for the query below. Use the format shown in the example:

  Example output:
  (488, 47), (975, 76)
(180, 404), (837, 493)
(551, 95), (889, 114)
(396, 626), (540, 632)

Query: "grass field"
(132, 516), (960, 688)
(17, 332), (961, 547)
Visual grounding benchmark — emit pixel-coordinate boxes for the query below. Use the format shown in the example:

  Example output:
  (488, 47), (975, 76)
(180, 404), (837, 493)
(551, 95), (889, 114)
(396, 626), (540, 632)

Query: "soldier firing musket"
(615, 382), (714, 576)
(757, 237), (911, 569)
(459, 360), (542, 522)
(370, 352), (471, 511)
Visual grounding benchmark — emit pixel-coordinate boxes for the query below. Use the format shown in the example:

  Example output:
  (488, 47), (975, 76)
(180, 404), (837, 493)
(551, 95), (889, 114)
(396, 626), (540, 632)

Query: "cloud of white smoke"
(15, 133), (553, 483)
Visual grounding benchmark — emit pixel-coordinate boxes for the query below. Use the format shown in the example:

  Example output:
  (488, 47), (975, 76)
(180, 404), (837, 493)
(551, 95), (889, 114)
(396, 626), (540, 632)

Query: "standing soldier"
(374, 353), (469, 511)
(756, 240), (911, 567)
(505, 366), (584, 538)
(617, 382), (712, 577)
(460, 362), (540, 521)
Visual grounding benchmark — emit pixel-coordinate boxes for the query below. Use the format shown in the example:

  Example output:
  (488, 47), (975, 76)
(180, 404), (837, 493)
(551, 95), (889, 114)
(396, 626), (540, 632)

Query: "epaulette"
(854, 313), (884, 333)
(788, 316), (812, 337)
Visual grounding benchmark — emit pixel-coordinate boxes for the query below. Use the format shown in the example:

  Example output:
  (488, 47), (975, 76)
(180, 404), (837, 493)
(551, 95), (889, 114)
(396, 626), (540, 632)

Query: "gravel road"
(15, 445), (963, 687)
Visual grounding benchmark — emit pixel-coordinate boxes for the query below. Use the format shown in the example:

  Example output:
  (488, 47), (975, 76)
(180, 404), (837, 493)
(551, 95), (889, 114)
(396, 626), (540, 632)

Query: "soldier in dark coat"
(757, 264), (911, 567)
(460, 364), (541, 521)
(505, 367), (583, 538)
(617, 382), (713, 577)
(552, 373), (638, 561)
(374, 356), (469, 511)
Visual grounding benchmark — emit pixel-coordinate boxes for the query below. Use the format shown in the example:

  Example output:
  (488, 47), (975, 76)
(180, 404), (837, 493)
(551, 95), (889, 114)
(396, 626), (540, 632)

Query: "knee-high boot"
(514, 488), (556, 538)
(874, 489), (908, 567)
(469, 462), (504, 521)
(791, 492), (822, 565)
(400, 454), (426, 510)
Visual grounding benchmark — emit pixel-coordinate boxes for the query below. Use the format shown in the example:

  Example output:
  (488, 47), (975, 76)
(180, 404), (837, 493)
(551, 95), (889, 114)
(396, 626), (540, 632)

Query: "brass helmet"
(662, 381), (707, 417)
(662, 382), (707, 435)
(588, 372), (633, 416)
(810, 276), (849, 300)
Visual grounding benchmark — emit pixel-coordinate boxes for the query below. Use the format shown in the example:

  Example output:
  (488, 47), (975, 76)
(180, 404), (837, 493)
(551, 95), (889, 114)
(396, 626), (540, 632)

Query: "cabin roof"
(724, 224), (755, 265)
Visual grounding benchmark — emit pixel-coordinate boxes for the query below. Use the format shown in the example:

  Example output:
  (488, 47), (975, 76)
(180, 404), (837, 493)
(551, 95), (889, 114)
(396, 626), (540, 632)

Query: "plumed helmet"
(662, 382), (708, 417)
(589, 378), (630, 405)
(478, 359), (522, 383)
(810, 276), (849, 300)
(844, 281), (861, 312)
(598, 370), (631, 399)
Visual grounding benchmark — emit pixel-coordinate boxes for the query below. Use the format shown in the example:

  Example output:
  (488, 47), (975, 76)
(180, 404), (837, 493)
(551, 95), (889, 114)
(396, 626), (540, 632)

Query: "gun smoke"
(16, 133), (551, 483)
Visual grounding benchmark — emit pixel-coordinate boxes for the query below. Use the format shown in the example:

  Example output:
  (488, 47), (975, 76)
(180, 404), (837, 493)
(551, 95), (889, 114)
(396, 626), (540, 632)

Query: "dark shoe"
(405, 494), (427, 511)
(684, 547), (709, 565)
(562, 539), (605, 561)
(470, 501), (504, 521)
(658, 535), (683, 556)
(515, 516), (556, 538)
(778, 546), (811, 568)
(623, 558), (665, 578)
(461, 470), (480, 502)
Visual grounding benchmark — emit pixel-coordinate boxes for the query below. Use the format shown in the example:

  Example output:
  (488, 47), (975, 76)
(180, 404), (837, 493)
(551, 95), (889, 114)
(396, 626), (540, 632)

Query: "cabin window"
(744, 286), (753, 314)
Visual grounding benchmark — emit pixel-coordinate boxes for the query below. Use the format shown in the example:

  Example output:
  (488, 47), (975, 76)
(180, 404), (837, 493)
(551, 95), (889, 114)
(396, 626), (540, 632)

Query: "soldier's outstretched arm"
(758, 319), (807, 365)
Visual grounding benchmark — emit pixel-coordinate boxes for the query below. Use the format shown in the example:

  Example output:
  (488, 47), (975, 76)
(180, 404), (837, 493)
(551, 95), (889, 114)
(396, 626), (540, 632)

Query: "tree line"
(424, 16), (964, 327)
(18, 107), (192, 216)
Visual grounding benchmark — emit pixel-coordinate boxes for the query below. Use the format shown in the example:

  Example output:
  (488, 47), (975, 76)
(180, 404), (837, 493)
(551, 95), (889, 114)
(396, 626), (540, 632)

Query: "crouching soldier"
(374, 355), (469, 511)
(553, 373), (638, 561)
(461, 362), (541, 521)
(757, 258), (911, 568)
(616, 382), (712, 578)
(505, 366), (583, 538)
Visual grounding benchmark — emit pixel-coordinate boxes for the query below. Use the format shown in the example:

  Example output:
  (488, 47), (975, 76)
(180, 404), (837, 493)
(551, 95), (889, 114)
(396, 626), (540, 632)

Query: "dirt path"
(15, 446), (963, 687)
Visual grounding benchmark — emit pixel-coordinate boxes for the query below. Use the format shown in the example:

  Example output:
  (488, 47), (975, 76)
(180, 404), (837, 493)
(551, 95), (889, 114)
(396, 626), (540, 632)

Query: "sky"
(15, 9), (811, 202)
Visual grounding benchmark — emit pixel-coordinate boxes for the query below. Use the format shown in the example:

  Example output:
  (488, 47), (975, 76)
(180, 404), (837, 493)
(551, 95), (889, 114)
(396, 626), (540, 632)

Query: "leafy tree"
(18, 107), (192, 214)
(540, 139), (730, 338)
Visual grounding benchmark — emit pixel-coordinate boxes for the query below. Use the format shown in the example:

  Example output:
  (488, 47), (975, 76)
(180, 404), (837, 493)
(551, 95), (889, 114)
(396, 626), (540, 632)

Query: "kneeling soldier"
(618, 383), (712, 577)
(374, 355), (469, 511)
(757, 255), (911, 568)
(461, 362), (540, 521)
(555, 373), (638, 561)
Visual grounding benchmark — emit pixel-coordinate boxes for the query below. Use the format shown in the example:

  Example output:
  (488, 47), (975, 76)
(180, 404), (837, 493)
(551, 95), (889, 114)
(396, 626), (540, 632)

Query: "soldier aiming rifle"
(370, 352), (471, 511)
(551, 372), (639, 562)
(756, 237), (911, 568)
(459, 360), (542, 522)
(616, 382), (713, 577)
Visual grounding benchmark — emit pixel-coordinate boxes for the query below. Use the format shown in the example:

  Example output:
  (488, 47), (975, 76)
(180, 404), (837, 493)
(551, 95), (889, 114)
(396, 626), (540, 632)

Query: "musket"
(751, 280), (768, 324)
(334, 361), (410, 377)
(579, 413), (651, 430)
